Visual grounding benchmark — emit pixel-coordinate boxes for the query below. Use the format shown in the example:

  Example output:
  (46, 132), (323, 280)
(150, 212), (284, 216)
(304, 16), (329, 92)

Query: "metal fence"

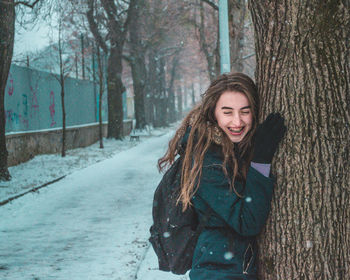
(4, 64), (109, 134)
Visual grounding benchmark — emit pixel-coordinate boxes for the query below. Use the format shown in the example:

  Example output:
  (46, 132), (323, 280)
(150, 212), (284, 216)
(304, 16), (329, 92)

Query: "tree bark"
(0, 0), (14, 181)
(176, 87), (183, 119)
(152, 56), (167, 128)
(146, 50), (157, 126)
(57, 20), (67, 158)
(107, 45), (124, 139)
(199, 1), (218, 81)
(96, 46), (104, 149)
(249, 1), (350, 279)
(228, 0), (246, 72)
(167, 54), (179, 123)
(128, 0), (147, 129)
(60, 77), (66, 157)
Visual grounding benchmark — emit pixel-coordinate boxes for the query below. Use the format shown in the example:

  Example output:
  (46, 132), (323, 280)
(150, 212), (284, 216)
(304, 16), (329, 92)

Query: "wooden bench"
(130, 135), (140, 141)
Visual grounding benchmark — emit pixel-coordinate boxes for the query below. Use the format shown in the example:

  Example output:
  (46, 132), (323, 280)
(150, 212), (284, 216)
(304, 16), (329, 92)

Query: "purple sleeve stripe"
(250, 162), (271, 177)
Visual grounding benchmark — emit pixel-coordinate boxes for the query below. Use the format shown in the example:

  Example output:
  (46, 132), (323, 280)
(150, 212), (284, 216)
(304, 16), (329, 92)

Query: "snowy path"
(0, 132), (189, 280)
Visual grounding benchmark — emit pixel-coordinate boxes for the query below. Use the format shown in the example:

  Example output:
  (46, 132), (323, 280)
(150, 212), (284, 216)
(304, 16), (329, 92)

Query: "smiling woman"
(155, 72), (287, 279)
(214, 91), (253, 143)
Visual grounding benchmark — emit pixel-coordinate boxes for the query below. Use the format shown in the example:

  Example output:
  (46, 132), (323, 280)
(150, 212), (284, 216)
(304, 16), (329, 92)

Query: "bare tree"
(196, 0), (220, 81)
(125, 0), (147, 129)
(95, 45), (105, 149)
(86, 0), (136, 139)
(249, 1), (350, 279)
(48, 5), (74, 157)
(0, 0), (40, 181)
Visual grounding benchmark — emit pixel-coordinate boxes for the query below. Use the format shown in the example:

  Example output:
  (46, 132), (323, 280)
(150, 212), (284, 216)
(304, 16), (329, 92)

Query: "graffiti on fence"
(30, 81), (39, 117)
(49, 90), (56, 127)
(7, 74), (14, 96)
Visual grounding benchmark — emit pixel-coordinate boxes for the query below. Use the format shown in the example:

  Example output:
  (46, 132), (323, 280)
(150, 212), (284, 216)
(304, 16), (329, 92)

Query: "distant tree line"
(0, 0), (252, 180)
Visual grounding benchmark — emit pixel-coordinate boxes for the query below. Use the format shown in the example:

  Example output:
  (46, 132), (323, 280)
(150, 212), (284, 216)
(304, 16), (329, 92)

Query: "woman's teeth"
(229, 127), (244, 133)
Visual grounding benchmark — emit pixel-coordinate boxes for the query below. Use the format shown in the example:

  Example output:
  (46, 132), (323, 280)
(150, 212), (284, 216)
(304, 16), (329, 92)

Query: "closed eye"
(241, 111), (250, 115)
(223, 111), (232, 115)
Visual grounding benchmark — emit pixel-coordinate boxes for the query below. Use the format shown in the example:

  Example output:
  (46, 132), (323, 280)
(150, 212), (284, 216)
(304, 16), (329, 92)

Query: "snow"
(1, 127), (162, 202)
(0, 126), (190, 279)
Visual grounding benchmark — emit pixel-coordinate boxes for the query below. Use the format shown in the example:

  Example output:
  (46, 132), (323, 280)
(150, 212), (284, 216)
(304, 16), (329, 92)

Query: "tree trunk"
(191, 83), (196, 106)
(107, 46), (124, 139)
(158, 57), (167, 127)
(96, 46), (104, 149)
(198, 1), (218, 81)
(177, 87), (183, 120)
(228, 0), (246, 72)
(167, 54), (179, 124)
(153, 56), (166, 128)
(0, 0), (14, 181)
(146, 50), (157, 127)
(60, 78), (66, 157)
(249, 1), (350, 279)
(129, 0), (147, 130)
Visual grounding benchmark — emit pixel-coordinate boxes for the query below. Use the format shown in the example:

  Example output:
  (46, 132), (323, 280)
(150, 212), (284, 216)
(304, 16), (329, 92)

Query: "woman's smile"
(214, 91), (253, 143)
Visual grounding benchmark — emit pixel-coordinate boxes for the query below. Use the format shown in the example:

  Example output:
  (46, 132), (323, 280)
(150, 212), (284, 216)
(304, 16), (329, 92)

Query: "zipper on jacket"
(242, 243), (253, 274)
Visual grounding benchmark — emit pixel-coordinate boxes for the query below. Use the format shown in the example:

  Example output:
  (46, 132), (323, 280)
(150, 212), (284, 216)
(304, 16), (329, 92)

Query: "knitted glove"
(252, 113), (287, 164)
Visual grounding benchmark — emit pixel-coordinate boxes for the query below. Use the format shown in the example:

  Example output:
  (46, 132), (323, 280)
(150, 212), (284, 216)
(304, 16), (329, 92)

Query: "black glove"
(252, 113), (287, 164)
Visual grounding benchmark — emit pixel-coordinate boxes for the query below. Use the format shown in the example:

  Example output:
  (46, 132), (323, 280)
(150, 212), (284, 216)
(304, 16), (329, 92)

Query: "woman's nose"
(231, 114), (242, 126)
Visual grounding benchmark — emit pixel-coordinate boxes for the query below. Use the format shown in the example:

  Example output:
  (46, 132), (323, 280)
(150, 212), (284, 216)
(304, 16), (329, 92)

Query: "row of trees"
(1, 0), (349, 278)
(1, 0), (254, 179)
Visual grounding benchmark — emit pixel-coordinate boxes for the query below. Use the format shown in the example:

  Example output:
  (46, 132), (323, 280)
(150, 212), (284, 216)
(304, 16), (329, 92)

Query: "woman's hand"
(252, 113), (287, 164)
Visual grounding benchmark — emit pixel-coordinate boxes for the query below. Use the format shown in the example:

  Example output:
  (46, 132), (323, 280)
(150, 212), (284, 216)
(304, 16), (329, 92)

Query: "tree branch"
(242, 53), (255, 60)
(86, 0), (109, 53)
(201, 0), (218, 11)
(14, 0), (40, 8)
(122, 0), (136, 38)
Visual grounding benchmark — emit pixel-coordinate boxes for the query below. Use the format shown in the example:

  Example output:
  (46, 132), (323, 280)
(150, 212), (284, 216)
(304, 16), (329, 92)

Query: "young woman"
(158, 72), (286, 279)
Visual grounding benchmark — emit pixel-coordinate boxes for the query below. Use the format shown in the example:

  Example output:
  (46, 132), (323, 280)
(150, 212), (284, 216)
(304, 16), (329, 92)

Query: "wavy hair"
(158, 73), (259, 211)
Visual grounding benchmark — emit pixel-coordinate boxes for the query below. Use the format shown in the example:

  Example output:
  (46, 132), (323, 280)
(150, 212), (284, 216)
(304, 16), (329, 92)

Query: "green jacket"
(189, 144), (274, 280)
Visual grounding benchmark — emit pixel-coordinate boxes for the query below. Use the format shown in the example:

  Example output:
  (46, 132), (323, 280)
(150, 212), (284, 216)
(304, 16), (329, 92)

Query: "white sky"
(14, 23), (52, 56)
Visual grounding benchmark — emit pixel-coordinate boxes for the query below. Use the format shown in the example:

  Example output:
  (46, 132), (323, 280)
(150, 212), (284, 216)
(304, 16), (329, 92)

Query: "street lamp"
(219, 0), (231, 74)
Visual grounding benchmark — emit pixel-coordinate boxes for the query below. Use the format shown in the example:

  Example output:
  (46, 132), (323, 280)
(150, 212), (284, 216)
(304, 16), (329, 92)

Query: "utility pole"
(219, 0), (230, 73)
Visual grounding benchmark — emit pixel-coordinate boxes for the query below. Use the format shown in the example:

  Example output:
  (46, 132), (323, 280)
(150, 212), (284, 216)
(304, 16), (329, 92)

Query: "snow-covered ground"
(0, 126), (190, 280)
(1, 127), (168, 203)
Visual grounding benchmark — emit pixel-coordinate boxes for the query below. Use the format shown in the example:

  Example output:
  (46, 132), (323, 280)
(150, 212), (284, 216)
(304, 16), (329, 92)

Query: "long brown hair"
(158, 72), (259, 211)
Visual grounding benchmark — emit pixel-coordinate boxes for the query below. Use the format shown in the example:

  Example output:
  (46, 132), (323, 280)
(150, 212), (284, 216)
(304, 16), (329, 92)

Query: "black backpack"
(149, 156), (210, 275)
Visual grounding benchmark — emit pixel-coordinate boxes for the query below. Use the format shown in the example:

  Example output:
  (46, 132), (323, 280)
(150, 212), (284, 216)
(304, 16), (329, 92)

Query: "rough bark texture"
(145, 50), (156, 126)
(60, 78), (66, 157)
(0, 0), (14, 181)
(107, 46), (124, 139)
(96, 46), (104, 149)
(128, 0), (147, 129)
(167, 54), (179, 123)
(249, 1), (350, 279)
(228, 0), (246, 72)
(153, 56), (167, 128)
(198, 0), (220, 81)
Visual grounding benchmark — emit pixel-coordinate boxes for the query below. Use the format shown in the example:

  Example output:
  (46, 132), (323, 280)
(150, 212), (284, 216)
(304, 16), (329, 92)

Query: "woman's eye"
(223, 111), (231, 115)
(241, 111), (250, 115)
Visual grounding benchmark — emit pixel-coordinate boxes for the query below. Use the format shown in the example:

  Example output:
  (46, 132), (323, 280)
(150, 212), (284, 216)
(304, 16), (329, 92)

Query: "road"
(0, 132), (188, 280)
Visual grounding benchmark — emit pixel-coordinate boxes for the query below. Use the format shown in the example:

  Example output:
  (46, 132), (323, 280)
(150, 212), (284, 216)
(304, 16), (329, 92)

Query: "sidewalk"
(0, 127), (191, 279)
(0, 127), (170, 204)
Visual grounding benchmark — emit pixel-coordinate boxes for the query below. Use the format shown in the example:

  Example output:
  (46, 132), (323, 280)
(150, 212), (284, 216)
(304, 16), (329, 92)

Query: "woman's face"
(214, 90), (253, 143)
